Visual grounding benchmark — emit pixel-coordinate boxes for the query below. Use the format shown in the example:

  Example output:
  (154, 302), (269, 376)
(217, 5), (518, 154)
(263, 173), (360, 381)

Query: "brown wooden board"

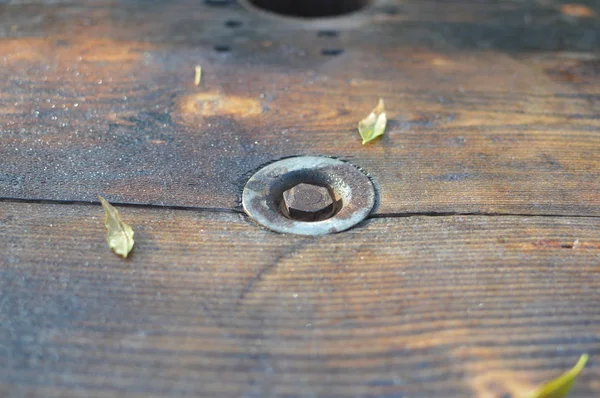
(1, 202), (600, 397)
(2, 1), (600, 397)
(0, 0), (599, 216)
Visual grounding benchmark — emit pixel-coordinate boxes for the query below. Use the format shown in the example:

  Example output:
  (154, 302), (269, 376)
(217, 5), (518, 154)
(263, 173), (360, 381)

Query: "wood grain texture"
(0, 0), (599, 216)
(2, 1), (600, 397)
(1, 202), (599, 397)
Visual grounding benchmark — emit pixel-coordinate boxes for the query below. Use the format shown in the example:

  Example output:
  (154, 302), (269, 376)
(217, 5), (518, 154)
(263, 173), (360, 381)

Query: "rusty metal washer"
(242, 156), (376, 235)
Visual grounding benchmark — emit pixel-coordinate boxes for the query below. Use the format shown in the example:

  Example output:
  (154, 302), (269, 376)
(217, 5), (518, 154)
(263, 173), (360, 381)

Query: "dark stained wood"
(2, 1), (600, 397)
(0, 0), (599, 216)
(1, 202), (599, 397)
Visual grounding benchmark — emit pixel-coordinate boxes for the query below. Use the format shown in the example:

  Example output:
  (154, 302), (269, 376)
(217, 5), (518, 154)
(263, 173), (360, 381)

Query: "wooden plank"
(1, 201), (599, 397)
(0, 0), (599, 215)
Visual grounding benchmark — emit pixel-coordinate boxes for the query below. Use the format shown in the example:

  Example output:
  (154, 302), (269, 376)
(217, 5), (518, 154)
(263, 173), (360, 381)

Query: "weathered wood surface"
(1, 0), (600, 397)
(0, 0), (599, 215)
(1, 202), (600, 397)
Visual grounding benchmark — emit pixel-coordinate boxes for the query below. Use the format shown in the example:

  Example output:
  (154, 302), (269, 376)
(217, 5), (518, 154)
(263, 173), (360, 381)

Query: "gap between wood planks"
(1, 197), (600, 220)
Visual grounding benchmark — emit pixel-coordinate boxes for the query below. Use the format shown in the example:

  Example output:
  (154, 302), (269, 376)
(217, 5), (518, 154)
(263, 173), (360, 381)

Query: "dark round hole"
(317, 30), (339, 37)
(321, 48), (344, 56)
(225, 20), (243, 28)
(214, 45), (231, 53)
(246, 0), (370, 18)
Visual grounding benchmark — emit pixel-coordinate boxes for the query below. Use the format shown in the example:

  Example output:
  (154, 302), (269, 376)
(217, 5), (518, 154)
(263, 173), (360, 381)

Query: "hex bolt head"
(282, 183), (336, 222)
(243, 156), (375, 235)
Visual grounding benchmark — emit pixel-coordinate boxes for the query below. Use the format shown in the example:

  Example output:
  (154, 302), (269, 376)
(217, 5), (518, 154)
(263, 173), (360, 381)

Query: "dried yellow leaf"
(194, 65), (202, 86)
(526, 354), (588, 398)
(99, 196), (134, 258)
(358, 98), (387, 145)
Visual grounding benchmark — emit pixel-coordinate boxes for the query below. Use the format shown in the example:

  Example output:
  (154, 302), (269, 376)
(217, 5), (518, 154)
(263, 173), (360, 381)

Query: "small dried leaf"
(194, 65), (202, 86)
(99, 196), (134, 258)
(358, 98), (387, 145)
(526, 354), (588, 398)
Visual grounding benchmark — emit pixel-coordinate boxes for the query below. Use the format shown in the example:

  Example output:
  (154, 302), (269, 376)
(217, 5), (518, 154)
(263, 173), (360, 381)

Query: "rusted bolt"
(242, 156), (375, 235)
(282, 183), (336, 221)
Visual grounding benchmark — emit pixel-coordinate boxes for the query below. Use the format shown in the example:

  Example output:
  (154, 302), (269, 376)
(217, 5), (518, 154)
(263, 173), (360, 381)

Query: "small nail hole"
(225, 20), (243, 28)
(321, 48), (344, 56)
(214, 45), (232, 53)
(381, 5), (399, 15)
(317, 30), (339, 38)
